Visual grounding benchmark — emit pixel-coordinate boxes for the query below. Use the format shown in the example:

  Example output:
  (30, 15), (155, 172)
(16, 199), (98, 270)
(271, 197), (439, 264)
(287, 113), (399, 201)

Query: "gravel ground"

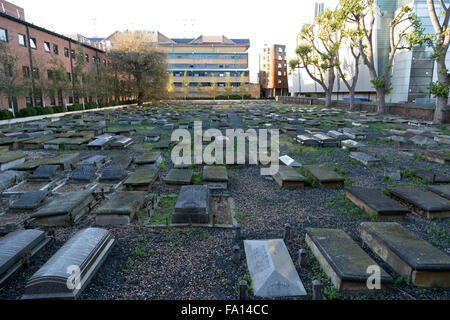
(0, 105), (449, 301)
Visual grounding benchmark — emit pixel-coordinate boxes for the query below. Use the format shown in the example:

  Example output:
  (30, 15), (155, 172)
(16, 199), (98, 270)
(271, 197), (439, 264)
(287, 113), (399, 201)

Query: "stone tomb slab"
(361, 222), (450, 288)
(349, 152), (381, 166)
(100, 166), (126, 182)
(273, 165), (307, 188)
(279, 155), (302, 168)
(388, 186), (450, 218)
(29, 165), (59, 182)
(172, 185), (210, 224)
(303, 165), (345, 187)
(45, 153), (80, 170)
(0, 170), (27, 192)
(0, 229), (51, 287)
(313, 134), (338, 148)
(413, 169), (450, 184)
(306, 228), (393, 292)
(421, 151), (450, 165)
(95, 191), (147, 226)
(244, 239), (307, 298)
(164, 169), (193, 185)
(296, 135), (320, 147)
(135, 152), (162, 166)
(31, 191), (95, 226)
(203, 166), (228, 183)
(8, 191), (48, 212)
(22, 227), (115, 300)
(70, 165), (97, 183)
(0, 152), (26, 171)
(426, 185), (450, 201)
(78, 155), (107, 168)
(111, 154), (132, 169)
(346, 187), (410, 219)
(123, 166), (159, 190)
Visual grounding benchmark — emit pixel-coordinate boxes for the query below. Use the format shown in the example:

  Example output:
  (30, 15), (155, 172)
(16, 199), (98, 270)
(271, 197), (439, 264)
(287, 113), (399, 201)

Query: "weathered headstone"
(273, 166), (307, 188)
(279, 155), (302, 168)
(426, 185), (450, 201)
(296, 135), (320, 147)
(123, 166), (159, 190)
(100, 166), (126, 182)
(349, 152), (381, 166)
(0, 152), (26, 171)
(70, 165), (97, 183)
(361, 222), (450, 288)
(0, 170), (27, 192)
(78, 155), (107, 168)
(244, 239), (307, 297)
(172, 185), (210, 224)
(413, 169), (450, 184)
(95, 191), (147, 226)
(135, 152), (162, 166)
(9, 191), (48, 212)
(304, 165), (345, 187)
(22, 228), (115, 299)
(164, 169), (193, 185)
(29, 165), (59, 182)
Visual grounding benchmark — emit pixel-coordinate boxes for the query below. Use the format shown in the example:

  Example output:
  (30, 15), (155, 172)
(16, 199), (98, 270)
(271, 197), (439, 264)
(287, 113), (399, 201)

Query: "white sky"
(12, 0), (338, 82)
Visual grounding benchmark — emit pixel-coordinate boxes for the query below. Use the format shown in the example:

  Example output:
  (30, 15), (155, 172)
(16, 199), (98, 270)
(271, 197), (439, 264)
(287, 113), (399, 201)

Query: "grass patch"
(148, 194), (178, 225)
(326, 194), (375, 221)
(192, 171), (203, 185)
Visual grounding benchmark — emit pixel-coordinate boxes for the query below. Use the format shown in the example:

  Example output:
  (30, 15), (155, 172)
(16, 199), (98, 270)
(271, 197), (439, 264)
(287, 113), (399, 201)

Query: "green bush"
(67, 104), (83, 112)
(53, 105), (67, 113)
(17, 107), (39, 118)
(0, 109), (13, 120)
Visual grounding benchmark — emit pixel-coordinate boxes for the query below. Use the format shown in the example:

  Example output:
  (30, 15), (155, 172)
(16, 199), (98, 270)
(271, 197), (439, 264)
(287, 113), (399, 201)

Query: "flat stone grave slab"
(313, 134), (338, 147)
(413, 169), (450, 184)
(361, 222), (450, 288)
(172, 185), (210, 224)
(29, 165), (59, 182)
(135, 152), (162, 166)
(349, 152), (381, 166)
(434, 135), (450, 144)
(123, 166), (159, 191)
(0, 170), (27, 192)
(87, 138), (111, 150)
(388, 186), (450, 218)
(306, 228), (393, 292)
(8, 191), (48, 212)
(327, 130), (348, 141)
(22, 136), (56, 149)
(70, 165), (97, 183)
(410, 135), (437, 147)
(296, 135), (320, 147)
(0, 153), (26, 171)
(279, 155), (302, 168)
(203, 166), (228, 183)
(45, 153), (80, 170)
(95, 191), (147, 226)
(78, 155), (107, 168)
(426, 185), (450, 201)
(22, 227), (115, 300)
(303, 165), (345, 187)
(0, 229), (51, 287)
(273, 166), (307, 188)
(111, 154), (132, 168)
(31, 190), (94, 226)
(110, 136), (133, 149)
(100, 165), (126, 182)
(244, 239), (307, 297)
(341, 140), (365, 151)
(144, 134), (160, 142)
(164, 169), (193, 185)
(152, 140), (172, 149)
(421, 151), (450, 165)
(346, 187), (410, 218)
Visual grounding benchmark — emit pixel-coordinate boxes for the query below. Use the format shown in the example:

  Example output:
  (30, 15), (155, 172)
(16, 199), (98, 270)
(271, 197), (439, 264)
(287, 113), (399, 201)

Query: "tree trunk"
(433, 59), (449, 124)
(376, 88), (386, 114)
(349, 90), (356, 111)
(325, 90), (332, 107)
(137, 91), (144, 106)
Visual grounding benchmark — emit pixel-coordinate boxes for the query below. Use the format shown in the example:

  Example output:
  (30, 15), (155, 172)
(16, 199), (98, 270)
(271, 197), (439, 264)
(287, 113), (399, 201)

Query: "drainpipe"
(25, 25), (36, 107)
(68, 41), (75, 106)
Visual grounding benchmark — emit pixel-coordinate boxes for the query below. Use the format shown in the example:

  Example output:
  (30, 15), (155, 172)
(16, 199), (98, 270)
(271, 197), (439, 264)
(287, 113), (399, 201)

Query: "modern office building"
(0, 1), (109, 112)
(289, 0), (450, 104)
(103, 31), (251, 98)
(259, 44), (288, 98)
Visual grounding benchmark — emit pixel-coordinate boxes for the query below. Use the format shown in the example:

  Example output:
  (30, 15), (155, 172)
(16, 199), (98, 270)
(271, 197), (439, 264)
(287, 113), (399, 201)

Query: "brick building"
(0, 0), (24, 20)
(0, 2), (108, 112)
(259, 44), (288, 98)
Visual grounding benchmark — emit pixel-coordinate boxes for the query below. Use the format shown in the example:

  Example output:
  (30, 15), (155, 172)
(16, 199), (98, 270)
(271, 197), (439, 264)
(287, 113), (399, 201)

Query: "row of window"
(21, 65), (74, 81)
(0, 27), (107, 65)
(169, 64), (248, 69)
(173, 82), (249, 88)
(172, 71), (249, 77)
(168, 54), (247, 60)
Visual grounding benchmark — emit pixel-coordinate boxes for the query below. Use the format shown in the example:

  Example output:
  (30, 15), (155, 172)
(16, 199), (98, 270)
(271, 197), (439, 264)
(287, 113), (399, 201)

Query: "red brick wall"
(0, 14), (109, 110)
(0, 0), (24, 20)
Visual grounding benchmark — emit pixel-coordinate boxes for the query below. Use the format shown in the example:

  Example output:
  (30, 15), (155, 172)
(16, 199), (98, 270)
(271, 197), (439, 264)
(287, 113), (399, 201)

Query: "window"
(278, 71), (282, 76)
(64, 47), (69, 57)
(67, 72), (72, 81)
(44, 42), (50, 52)
(29, 38), (37, 49)
(85, 54), (89, 63)
(53, 44), (59, 55)
(33, 68), (40, 79)
(22, 66), (30, 78)
(173, 82), (182, 87)
(18, 34), (26, 47)
(26, 91), (33, 107)
(71, 50), (75, 59)
(50, 96), (56, 106)
(0, 28), (8, 42)
(47, 70), (53, 80)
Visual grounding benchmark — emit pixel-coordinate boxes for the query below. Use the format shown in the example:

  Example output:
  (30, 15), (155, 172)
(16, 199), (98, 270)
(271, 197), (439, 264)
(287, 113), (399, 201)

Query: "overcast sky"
(12, 0), (338, 82)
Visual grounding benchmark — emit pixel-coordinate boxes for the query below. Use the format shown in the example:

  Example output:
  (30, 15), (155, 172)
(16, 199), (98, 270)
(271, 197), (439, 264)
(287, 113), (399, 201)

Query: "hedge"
(0, 109), (13, 120)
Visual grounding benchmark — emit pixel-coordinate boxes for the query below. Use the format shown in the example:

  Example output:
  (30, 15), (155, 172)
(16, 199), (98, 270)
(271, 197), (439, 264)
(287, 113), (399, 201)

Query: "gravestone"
(313, 134), (338, 148)
(31, 191), (94, 226)
(87, 138), (111, 150)
(346, 187), (410, 218)
(9, 191), (48, 212)
(361, 222), (450, 288)
(203, 166), (228, 183)
(426, 185), (450, 201)
(172, 185), (210, 224)
(78, 155), (107, 168)
(22, 228), (115, 299)
(304, 165), (345, 187)
(388, 186), (450, 218)
(0, 152), (26, 171)
(100, 166), (126, 182)
(413, 169), (450, 184)
(410, 135), (438, 147)
(111, 154), (132, 168)
(46, 153), (80, 170)
(135, 152), (162, 166)
(70, 165), (97, 183)
(164, 169), (193, 185)
(296, 135), (320, 147)
(349, 152), (381, 166)
(152, 140), (172, 150)
(95, 191), (147, 226)
(0, 229), (51, 287)
(145, 134), (160, 142)
(279, 155), (302, 168)
(327, 131), (348, 141)
(244, 239), (307, 297)
(29, 165), (59, 182)
(273, 166), (307, 188)
(387, 136), (409, 145)
(0, 170), (27, 192)
(110, 136), (133, 149)
(421, 151), (450, 165)
(341, 140), (365, 151)
(123, 166), (159, 190)
(306, 228), (393, 292)
(434, 135), (450, 144)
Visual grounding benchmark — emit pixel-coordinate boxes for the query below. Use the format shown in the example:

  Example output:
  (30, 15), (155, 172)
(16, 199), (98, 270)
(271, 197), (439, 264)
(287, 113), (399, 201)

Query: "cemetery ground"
(0, 103), (449, 301)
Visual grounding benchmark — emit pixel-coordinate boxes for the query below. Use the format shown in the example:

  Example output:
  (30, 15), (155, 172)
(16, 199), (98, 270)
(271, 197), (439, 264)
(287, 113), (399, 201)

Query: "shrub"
(17, 107), (38, 118)
(67, 104), (83, 112)
(0, 109), (13, 120)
